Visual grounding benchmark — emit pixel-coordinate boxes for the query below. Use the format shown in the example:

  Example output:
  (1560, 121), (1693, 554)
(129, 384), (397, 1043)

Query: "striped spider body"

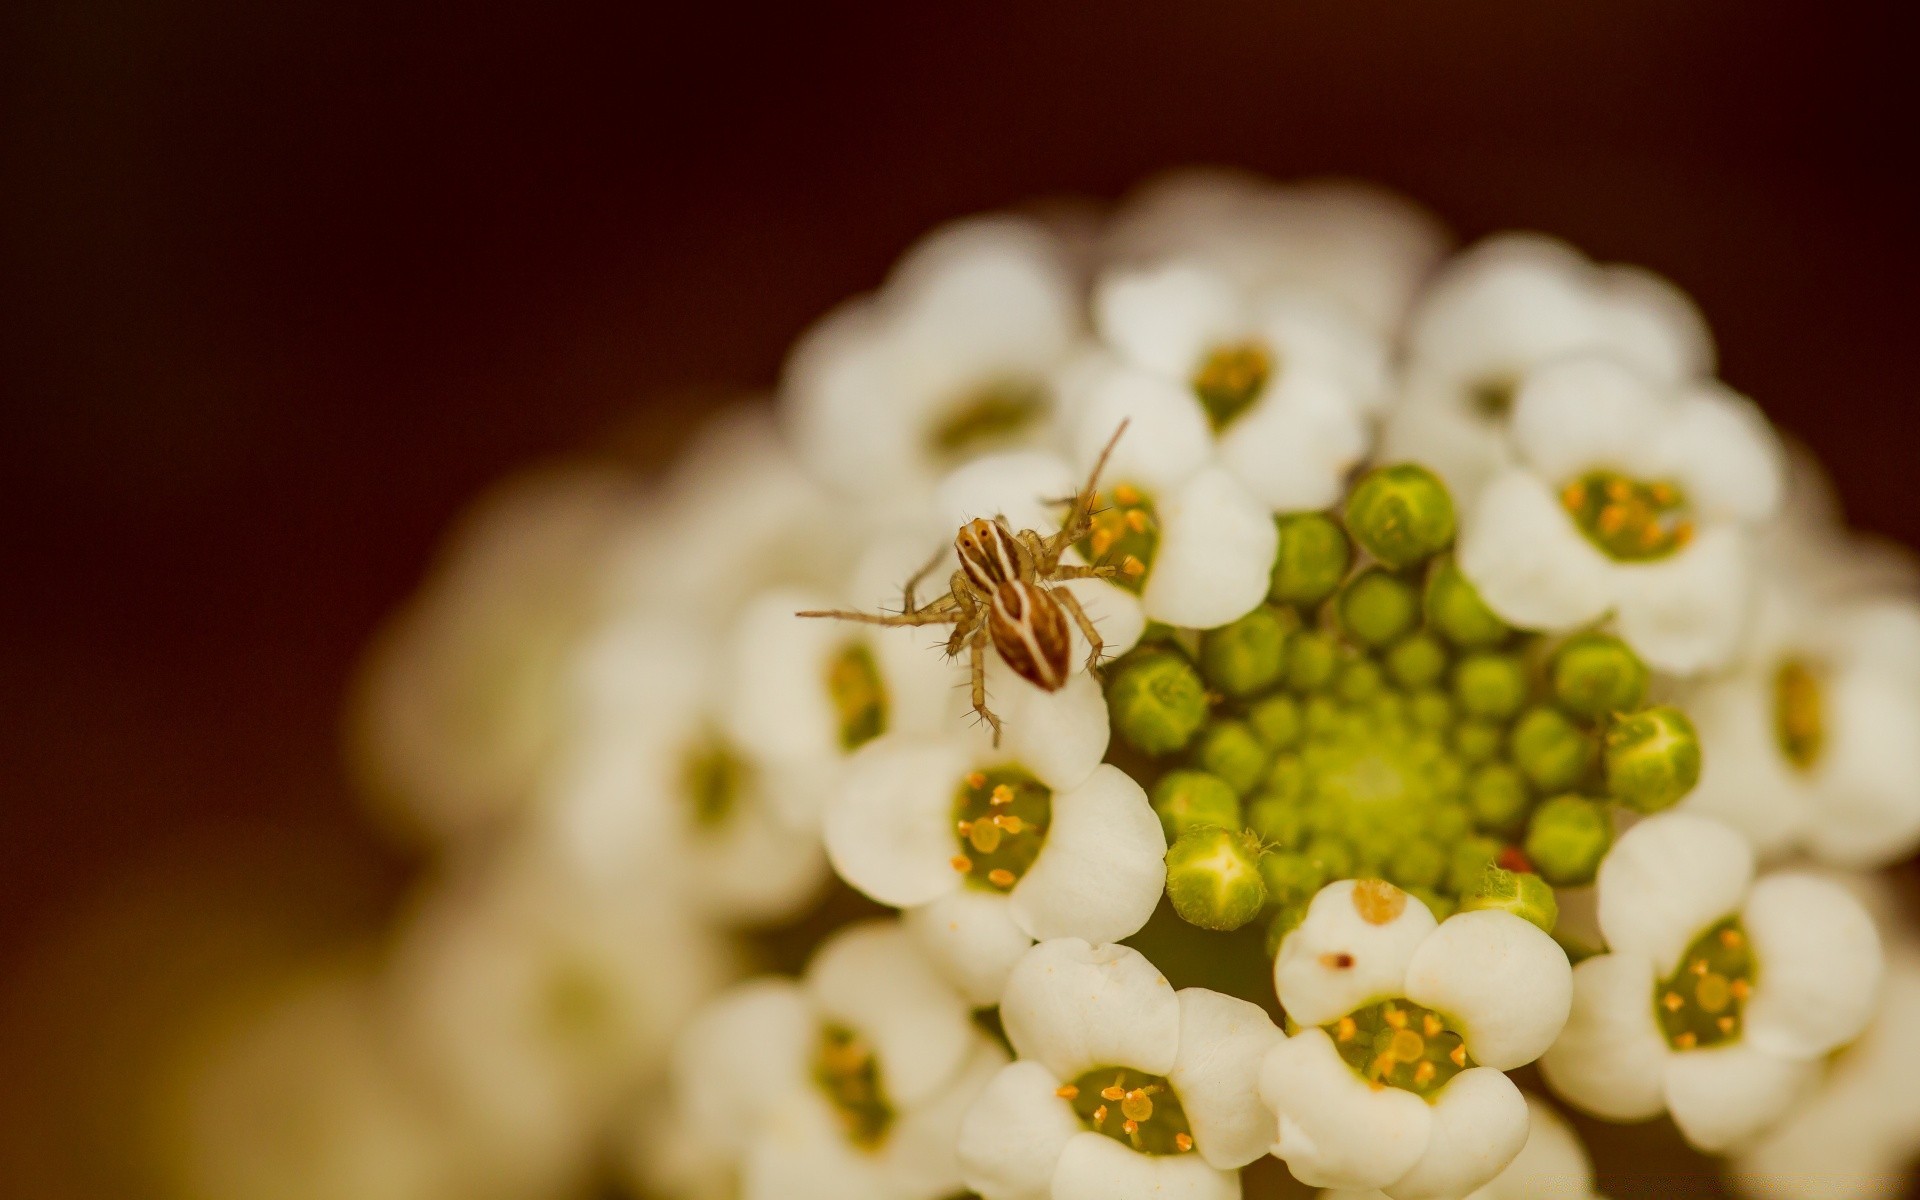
(799, 422), (1129, 744)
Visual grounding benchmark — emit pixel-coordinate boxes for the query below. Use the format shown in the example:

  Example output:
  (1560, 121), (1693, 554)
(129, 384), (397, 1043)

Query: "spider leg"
(1047, 563), (1117, 582)
(796, 606), (960, 628)
(1052, 586), (1106, 675)
(1043, 418), (1130, 565)
(969, 631), (1003, 746)
(900, 544), (951, 615)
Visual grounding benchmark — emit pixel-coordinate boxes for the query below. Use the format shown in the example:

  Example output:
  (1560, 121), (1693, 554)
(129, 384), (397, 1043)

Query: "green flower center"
(1192, 340), (1273, 430)
(827, 641), (888, 751)
(1773, 659), (1825, 771)
(1559, 471), (1694, 562)
(1468, 375), (1518, 419)
(1656, 918), (1755, 1050)
(813, 1024), (894, 1149)
(929, 379), (1048, 458)
(1077, 483), (1158, 594)
(680, 737), (749, 829)
(951, 767), (1052, 891)
(1061, 1066), (1196, 1156)
(1327, 998), (1473, 1098)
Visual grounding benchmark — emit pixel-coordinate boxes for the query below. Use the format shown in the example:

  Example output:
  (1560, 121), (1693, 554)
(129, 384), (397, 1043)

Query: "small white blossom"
(824, 678), (1165, 1004)
(668, 921), (1003, 1200)
(958, 940), (1281, 1200)
(1317, 1092), (1601, 1200)
(1540, 812), (1883, 1152)
(1382, 233), (1714, 507)
(1456, 353), (1784, 673)
(784, 216), (1083, 505)
(1261, 880), (1572, 1198)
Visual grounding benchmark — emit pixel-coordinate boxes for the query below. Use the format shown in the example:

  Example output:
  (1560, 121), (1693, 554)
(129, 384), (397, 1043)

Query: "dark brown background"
(2, 1), (1916, 1195)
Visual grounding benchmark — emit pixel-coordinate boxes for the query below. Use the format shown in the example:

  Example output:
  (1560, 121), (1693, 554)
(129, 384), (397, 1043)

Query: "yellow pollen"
(1649, 482), (1678, 505)
(1101, 1085), (1127, 1102)
(1675, 1032), (1698, 1050)
(1372, 1052), (1396, 1079)
(1383, 1005), (1408, 1030)
(965, 771), (987, 789)
(1598, 504), (1630, 535)
(1662, 992), (1685, 1012)
(1422, 1014), (1442, 1038)
(1121, 1089), (1155, 1123)
(1352, 879), (1408, 925)
(950, 855), (972, 872)
(994, 814), (1025, 834)
(1562, 482), (1585, 509)
(1717, 1016), (1736, 1033)
(987, 868), (1016, 889)
(1125, 509), (1149, 533)
(1720, 927), (1744, 948)
(1605, 478), (1633, 502)
(991, 783), (1014, 804)
(1055, 1084), (1079, 1100)
(1335, 1016), (1357, 1042)
(1691, 958), (1709, 976)
(1390, 1029), (1425, 1062)
(1175, 1133), (1194, 1152)
(1449, 1044), (1467, 1067)
(1673, 522), (1694, 548)
(1122, 554), (1146, 576)
(1731, 978), (1752, 1000)
(1114, 484), (1141, 506)
(1413, 1060), (1437, 1086)
(1122, 1119), (1138, 1135)
(1696, 973), (1732, 1014)
(1092, 1104), (1108, 1123)
(1091, 529), (1116, 556)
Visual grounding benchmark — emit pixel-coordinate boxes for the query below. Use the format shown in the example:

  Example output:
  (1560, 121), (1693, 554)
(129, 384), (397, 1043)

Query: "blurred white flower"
(784, 215), (1083, 505)
(1382, 233), (1713, 507)
(1318, 1092), (1601, 1200)
(1262, 880), (1571, 1198)
(1456, 354), (1783, 673)
(825, 677), (1164, 1004)
(1540, 812), (1883, 1151)
(666, 921), (1003, 1200)
(958, 939), (1281, 1200)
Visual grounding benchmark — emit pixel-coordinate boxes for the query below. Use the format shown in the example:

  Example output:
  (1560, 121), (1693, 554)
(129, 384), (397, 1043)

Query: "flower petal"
(1662, 1039), (1817, 1152)
(986, 665), (1112, 793)
(1458, 470), (1613, 632)
(805, 921), (976, 1108)
(1678, 673), (1812, 861)
(1259, 1028), (1434, 1190)
(1807, 665), (1920, 867)
(1010, 765), (1167, 945)
(905, 887), (1034, 1008)
(672, 979), (816, 1153)
(881, 1039), (1011, 1200)
(1000, 939), (1181, 1080)
(1612, 525), (1753, 674)
(1064, 361), (1214, 494)
(1741, 872), (1883, 1059)
(825, 737), (970, 908)
(1403, 910), (1572, 1071)
(1095, 261), (1245, 378)
(1050, 1132), (1240, 1200)
(1477, 1094), (1597, 1200)
(1597, 812), (1754, 976)
(1274, 880), (1439, 1027)
(1382, 1067), (1530, 1200)
(742, 1091), (891, 1200)
(1167, 988), (1287, 1169)
(1538, 953), (1669, 1122)
(1216, 365), (1370, 512)
(955, 1060), (1084, 1200)
(1509, 355), (1669, 483)
(1649, 384), (1783, 524)
(936, 451), (1078, 536)
(1143, 465), (1279, 630)
(722, 587), (844, 764)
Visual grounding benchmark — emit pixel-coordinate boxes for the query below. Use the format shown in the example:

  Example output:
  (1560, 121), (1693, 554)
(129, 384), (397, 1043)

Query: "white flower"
(1455, 353), (1784, 673)
(1727, 943), (1920, 1200)
(1381, 232), (1714, 507)
(1102, 169), (1451, 337)
(1261, 880), (1572, 1199)
(825, 677), (1165, 1004)
(161, 961), (462, 1200)
(1076, 257), (1384, 512)
(348, 461), (638, 845)
(382, 844), (731, 1196)
(957, 939), (1282, 1200)
(1317, 1092), (1601, 1200)
(668, 921), (1004, 1200)
(1540, 812), (1883, 1152)
(784, 216), (1083, 504)
(1681, 583), (1920, 868)
(528, 609), (828, 925)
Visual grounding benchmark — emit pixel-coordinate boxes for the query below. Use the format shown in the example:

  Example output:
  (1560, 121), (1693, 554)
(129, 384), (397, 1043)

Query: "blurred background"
(2, 1), (1916, 1196)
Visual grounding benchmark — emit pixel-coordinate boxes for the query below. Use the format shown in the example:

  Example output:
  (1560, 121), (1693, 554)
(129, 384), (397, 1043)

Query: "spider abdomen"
(989, 580), (1072, 692)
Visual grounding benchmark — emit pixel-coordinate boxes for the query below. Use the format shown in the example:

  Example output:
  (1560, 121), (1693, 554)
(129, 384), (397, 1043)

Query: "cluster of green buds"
(1103, 464), (1702, 955)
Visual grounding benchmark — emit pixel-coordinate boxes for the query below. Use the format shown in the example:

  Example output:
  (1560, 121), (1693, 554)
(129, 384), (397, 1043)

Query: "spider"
(798, 421), (1133, 744)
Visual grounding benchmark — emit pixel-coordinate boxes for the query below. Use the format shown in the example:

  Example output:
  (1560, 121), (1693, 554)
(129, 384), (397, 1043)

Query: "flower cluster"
(163, 170), (1920, 1200)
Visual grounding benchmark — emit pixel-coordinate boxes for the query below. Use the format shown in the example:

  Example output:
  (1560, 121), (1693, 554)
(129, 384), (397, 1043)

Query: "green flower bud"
(1459, 865), (1559, 934)
(1258, 850), (1326, 907)
(1196, 719), (1272, 797)
(1335, 659), (1385, 704)
(1285, 631), (1340, 692)
(1453, 719), (1502, 765)
(1151, 770), (1243, 841)
(1108, 650), (1209, 756)
(1388, 838), (1448, 890)
(1409, 688), (1455, 730)
(1467, 762), (1531, 836)
(1429, 800), (1473, 844)
(1525, 795), (1613, 887)
(1345, 464), (1457, 569)
(1304, 834), (1354, 881)
(1266, 903), (1309, 957)
(1270, 513), (1352, 606)
(1263, 752), (1306, 802)
(1166, 827), (1268, 931)
(1386, 633), (1448, 690)
(1339, 568), (1418, 646)
(1248, 694), (1302, 749)
(1247, 791), (1309, 848)
(1511, 705), (1597, 793)
(1302, 694), (1343, 737)
(1424, 558), (1510, 648)
(1200, 606), (1290, 698)
(1447, 835), (1503, 895)
(1604, 706), (1702, 813)
(1454, 652), (1528, 721)
(1551, 633), (1649, 718)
